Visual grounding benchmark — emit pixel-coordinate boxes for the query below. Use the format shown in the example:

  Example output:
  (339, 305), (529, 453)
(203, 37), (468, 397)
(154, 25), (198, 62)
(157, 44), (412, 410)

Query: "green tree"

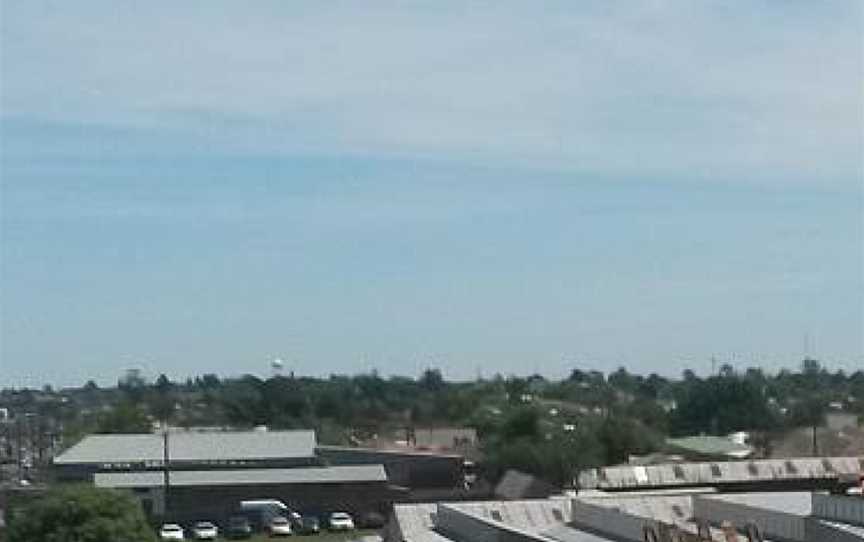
(149, 374), (175, 422)
(419, 368), (445, 393)
(599, 416), (660, 464)
(95, 401), (151, 434)
(7, 485), (156, 542)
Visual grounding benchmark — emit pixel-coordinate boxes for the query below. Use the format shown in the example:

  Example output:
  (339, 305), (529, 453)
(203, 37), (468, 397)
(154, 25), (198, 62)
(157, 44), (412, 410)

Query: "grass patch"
(240, 530), (379, 541)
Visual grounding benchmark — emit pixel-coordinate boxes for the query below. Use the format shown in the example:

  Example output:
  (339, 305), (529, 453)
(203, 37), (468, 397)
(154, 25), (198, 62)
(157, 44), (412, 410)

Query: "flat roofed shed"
(54, 430), (317, 464)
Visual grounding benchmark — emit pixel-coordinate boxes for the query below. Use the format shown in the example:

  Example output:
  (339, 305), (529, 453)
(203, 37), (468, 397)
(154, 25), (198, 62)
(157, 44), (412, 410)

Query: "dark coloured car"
(226, 516), (253, 539)
(295, 515), (320, 535)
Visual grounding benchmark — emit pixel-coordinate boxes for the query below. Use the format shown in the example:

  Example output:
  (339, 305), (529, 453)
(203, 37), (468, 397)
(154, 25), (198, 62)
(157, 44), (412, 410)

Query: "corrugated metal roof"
(700, 491), (812, 515)
(94, 464), (386, 488)
(437, 503), (562, 542)
(580, 456), (863, 490)
(573, 494), (753, 542)
(391, 500), (572, 542)
(55, 430), (317, 464)
(392, 503), (455, 542)
(444, 499), (571, 532)
(579, 494), (695, 525)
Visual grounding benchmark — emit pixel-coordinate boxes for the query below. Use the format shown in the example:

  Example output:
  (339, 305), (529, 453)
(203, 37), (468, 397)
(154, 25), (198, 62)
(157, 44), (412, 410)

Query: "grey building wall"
(318, 447), (464, 488)
(811, 494), (864, 527)
(126, 480), (392, 527)
(804, 519), (864, 542)
(569, 499), (646, 541)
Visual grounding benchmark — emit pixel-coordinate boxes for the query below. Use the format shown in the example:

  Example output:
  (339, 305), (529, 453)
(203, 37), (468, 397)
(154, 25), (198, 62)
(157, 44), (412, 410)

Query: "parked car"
(226, 516), (253, 539)
(295, 514), (320, 535)
(191, 521), (218, 540)
(357, 511), (386, 529)
(268, 515), (293, 536)
(159, 523), (185, 541)
(327, 512), (355, 531)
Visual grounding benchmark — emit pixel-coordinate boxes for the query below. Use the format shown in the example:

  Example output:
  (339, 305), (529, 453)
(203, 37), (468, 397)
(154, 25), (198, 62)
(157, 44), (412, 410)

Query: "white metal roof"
(443, 499), (572, 532)
(392, 503), (455, 542)
(580, 456), (863, 490)
(55, 430), (317, 464)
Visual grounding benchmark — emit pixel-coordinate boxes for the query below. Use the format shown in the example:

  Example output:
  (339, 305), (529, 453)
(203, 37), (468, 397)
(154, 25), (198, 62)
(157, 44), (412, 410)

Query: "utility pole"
(812, 422), (818, 457)
(163, 426), (170, 518)
(15, 416), (22, 482)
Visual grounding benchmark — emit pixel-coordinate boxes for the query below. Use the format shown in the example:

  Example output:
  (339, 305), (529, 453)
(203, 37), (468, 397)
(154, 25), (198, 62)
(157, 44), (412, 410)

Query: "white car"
(268, 516), (293, 536)
(191, 521), (218, 540)
(328, 511), (355, 531)
(159, 523), (185, 541)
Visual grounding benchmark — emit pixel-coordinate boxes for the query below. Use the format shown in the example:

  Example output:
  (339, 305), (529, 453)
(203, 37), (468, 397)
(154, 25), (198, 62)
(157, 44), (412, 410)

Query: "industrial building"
(386, 491), (864, 541)
(578, 456), (862, 493)
(52, 428), (478, 525)
(385, 456), (864, 542)
(53, 430), (393, 523)
(94, 464), (390, 525)
(318, 445), (466, 490)
(54, 429), (320, 481)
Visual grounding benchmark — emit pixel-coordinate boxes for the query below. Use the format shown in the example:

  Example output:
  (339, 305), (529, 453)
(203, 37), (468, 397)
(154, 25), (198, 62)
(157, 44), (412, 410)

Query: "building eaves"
(94, 464), (386, 488)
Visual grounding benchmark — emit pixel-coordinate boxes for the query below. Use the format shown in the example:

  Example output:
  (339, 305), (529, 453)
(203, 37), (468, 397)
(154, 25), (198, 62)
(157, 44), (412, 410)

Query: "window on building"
(552, 509), (564, 522)
(710, 464), (722, 477)
(673, 465), (685, 480)
(747, 462), (759, 476)
(490, 510), (502, 522)
(672, 504), (684, 518)
(785, 460), (798, 474)
(821, 459), (835, 472)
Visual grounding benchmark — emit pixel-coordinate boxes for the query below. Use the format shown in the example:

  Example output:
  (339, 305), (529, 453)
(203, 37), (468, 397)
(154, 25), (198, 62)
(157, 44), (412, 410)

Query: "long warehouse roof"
(55, 430), (317, 464)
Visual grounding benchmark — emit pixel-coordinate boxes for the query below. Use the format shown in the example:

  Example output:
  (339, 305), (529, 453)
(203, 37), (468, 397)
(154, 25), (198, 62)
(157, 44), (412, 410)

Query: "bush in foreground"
(7, 485), (156, 542)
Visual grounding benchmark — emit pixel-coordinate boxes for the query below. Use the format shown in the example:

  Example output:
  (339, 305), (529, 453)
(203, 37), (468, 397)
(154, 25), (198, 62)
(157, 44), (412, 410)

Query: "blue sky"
(1, 1), (862, 387)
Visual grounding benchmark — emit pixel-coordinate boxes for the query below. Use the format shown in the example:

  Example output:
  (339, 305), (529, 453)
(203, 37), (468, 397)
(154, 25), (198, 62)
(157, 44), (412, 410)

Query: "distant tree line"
(2, 358), (861, 487)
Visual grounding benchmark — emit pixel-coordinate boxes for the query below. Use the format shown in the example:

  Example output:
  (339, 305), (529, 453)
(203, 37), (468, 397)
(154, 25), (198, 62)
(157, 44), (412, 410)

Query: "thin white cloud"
(2, 1), (862, 185)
